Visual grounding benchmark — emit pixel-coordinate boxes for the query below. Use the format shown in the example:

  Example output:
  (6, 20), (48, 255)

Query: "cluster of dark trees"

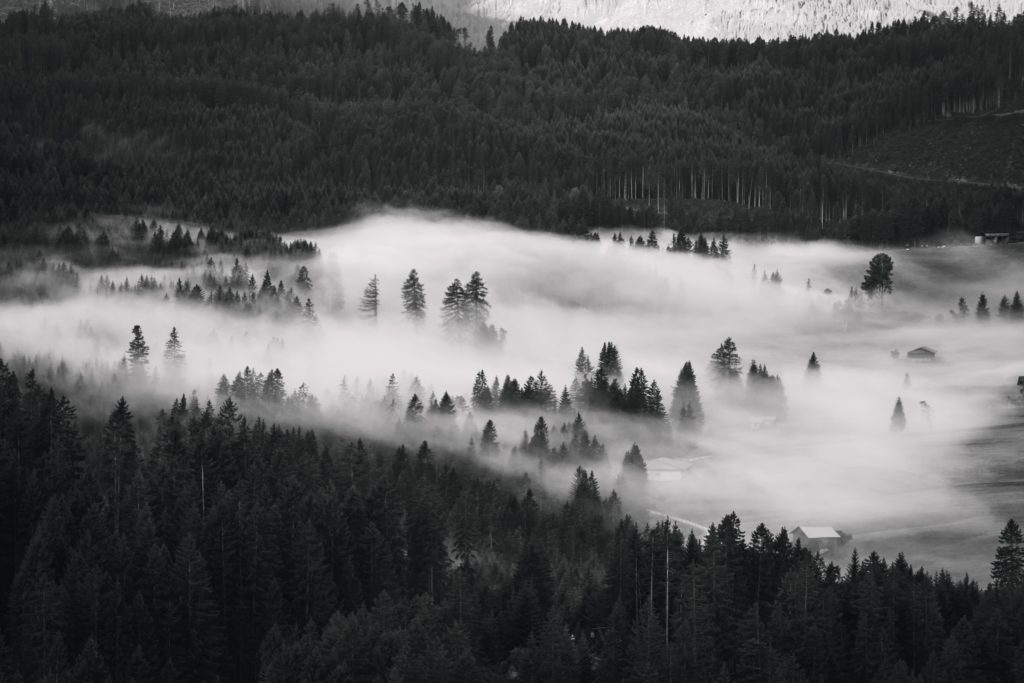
(0, 257), (80, 301)
(951, 291), (1024, 320)
(4, 358), (1024, 681)
(1, 5), (1022, 240)
(609, 230), (732, 257)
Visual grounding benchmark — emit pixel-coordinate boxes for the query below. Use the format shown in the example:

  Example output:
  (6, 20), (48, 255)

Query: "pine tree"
(401, 269), (426, 323)
(645, 380), (667, 420)
(164, 327), (185, 366)
(976, 293), (990, 320)
(295, 265), (312, 291)
(598, 342), (623, 380)
(471, 370), (493, 410)
(127, 325), (150, 376)
(998, 295), (1011, 318)
(719, 235), (731, 258)
(528, 417), (549, 455)
(991, 519), (1024, 588)
(480, 419), (498, 454)
(710, 337), (742, 383)
(406, 394), (424, 422)
(1012, 292), (1024, 319)
(359, 275), (380, 319)
(806, 352), (821, 377)
(671, 362), (704, 426)
(574, 348), (593, 379)
(621, 444), (647, 481)
(262, 369), (286, 404)
(464, 271), (491, 327)
(441, 278), (466, 334)
(860, 253), (894, 306)
(891, 397), (906, 432)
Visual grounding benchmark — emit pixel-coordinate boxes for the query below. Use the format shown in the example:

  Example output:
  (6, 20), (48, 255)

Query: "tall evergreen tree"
(1011, 292), (1024, 319)
(991, 519), (1024, 588)
(401, 269), (426, 323)
(891, 397), (906, 432)
(163, 327), (185, 366)
(671, 361), (704, 426)
(464, 271), (490, 327)
(441, 278), (466, 334)
(976, 293), (990, 320)
(806, 352), (821, 377)
(480, 420), (498, 455)
(471, 370), (493, 410)
(406, 394), (424, 423)
(598, 342), (623, 381)
(710, 338), (742, 383)
(621, 444), (647, 481)
(127, 325), (150, 376)
(359, 275), (380, 320)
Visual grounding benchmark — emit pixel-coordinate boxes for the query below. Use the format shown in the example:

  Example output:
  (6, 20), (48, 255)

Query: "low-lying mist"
(2, 209), (1023, 580)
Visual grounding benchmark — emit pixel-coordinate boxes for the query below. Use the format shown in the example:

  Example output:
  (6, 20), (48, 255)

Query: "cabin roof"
(907, 346), (936, 355)
(794, 526), (840, 539)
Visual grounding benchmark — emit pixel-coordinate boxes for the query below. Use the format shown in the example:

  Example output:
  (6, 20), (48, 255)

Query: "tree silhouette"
(860, 253), (894, 306)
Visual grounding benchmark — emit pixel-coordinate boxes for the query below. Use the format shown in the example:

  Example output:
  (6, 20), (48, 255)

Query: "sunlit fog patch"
(2, 209), (1023, 577)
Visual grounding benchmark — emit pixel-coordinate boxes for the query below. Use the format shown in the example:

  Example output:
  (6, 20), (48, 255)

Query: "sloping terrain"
(840, 112), (1024, 190)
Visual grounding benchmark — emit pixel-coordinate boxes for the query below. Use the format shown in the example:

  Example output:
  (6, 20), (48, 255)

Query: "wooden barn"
(792, 526), (843, 554)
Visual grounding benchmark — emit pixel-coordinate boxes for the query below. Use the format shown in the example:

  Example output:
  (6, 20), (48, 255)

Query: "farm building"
(906, 347), (937, 362)
(748, 416), (777, 430)
(645, 457), (687, 482)
(792, 526), (843, 554)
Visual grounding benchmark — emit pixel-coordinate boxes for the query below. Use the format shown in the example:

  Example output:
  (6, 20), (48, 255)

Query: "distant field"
(842, 111), (1024, 189)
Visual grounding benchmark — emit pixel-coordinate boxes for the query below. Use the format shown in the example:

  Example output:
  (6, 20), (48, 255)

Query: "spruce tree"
(401, 269), (426, 323)
(441, 278), (466, 334)
(991, 519), (1024, 588)
(598, 342), (623, 380)
(1012, 292), (1024, 319)
(528, 417), (549, 455)
(670, 361), (704, 426)
(806, 352), (821, 377)
(719, 234), (731, 258)
(163, 327), (185, 366)
(480, 420), (498, 454)
(574, 348), (593, 380)
(976, 293), (990, 320)
(464, 271), (491, 327)
(891, 397), (906, 432)
(406, 394), (424, 422)
(471, 370), (493, 410)
(710, 337), (742, 382)
(860, 253), (894, 306)
(998, 295), (1011, 318)
(295, 265), (312, 291)
(127, 325), (149, 376)
(359, 275), (380, 319)
(621, 444), (647, 481)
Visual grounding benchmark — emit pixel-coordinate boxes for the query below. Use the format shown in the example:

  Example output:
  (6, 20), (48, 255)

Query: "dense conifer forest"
(1, 3), (1023, 241)
(2, 353), (1024, 681)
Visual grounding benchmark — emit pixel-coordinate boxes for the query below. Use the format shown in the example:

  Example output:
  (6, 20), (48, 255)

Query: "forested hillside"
(1, 4), (1023, 242)
(3, 352), (1024, 681)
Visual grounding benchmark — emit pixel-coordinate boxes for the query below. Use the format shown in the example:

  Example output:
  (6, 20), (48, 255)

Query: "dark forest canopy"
(3, 356), (1024, 681)
(1, 4), (1023, 242)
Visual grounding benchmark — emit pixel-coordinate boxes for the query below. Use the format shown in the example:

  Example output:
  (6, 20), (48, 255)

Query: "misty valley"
(4, 2), (1024, 679)
(2, 210), (1024, 680)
